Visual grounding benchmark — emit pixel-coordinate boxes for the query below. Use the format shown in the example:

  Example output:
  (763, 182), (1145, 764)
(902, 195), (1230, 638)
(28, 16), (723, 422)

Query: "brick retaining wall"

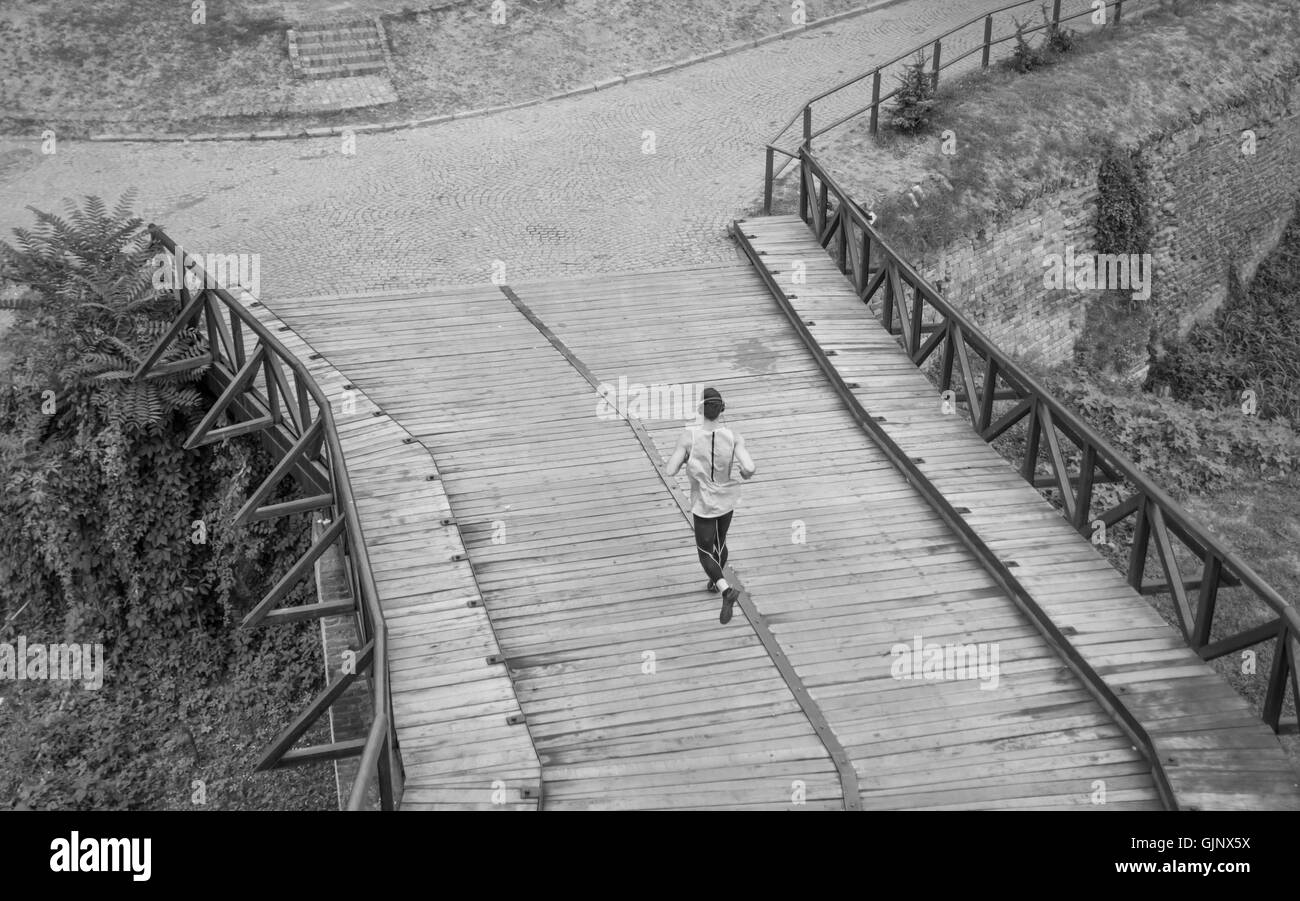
(914, 78), (1300, 367)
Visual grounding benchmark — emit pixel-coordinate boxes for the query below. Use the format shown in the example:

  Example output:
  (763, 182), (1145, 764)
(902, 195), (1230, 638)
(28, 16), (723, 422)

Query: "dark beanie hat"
(702, 387), (725, 418)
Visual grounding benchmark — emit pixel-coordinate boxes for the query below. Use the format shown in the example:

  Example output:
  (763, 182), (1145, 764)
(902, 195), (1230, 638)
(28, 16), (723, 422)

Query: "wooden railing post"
(798, 154), (809, 223)
(1072, 443), (1096, 532)
(835, 204), (847, 272)
(1261, 625), (1292, 731)
(1190, 554), (1222, 649)
(1021, 400), (1041, 483)
(1127, 499), (1152, 591)
(869, 70), (881, 135)
(940, 321), (956, 392)
(859, 228), (872, 297)
(881, 263), (895, 332)
(764, 146), (775, 216)
(1052, 0), (1061, 29)
(931, 39), (942, 92)
(975, 355), (996, 432)
(802, 105), (812, 151)
(1114, 0), (1123, 24)
(981, 14), (993, 68)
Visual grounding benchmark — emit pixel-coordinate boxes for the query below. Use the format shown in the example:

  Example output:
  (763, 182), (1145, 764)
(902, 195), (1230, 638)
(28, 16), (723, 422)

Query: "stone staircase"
(286, 17), (398, 112)
(288, 19), (391, 80)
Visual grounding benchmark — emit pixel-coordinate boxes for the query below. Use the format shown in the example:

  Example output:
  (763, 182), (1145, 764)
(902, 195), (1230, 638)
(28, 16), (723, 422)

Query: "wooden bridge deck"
(275, 283), (843, 810)
(255, 245), (1292, 808)
(231, 289), (541, 810)
(502, 267), (1155, 810)
(735, 213), (1300, 810)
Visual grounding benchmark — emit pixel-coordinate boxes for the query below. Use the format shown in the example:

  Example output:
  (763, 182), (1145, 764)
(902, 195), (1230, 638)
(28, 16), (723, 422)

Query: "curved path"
(1, 0), (1004, 296)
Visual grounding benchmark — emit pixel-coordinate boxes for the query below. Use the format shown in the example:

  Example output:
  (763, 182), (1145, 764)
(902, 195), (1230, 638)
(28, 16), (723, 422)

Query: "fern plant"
(0, 198), (333, 812)
(0, 193), (208, 436)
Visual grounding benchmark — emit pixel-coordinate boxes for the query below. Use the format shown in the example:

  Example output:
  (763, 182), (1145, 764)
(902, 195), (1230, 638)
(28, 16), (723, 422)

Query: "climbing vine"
(0, 196), (329, 809)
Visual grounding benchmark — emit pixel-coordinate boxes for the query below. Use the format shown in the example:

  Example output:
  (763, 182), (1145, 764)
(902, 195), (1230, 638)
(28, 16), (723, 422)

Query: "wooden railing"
(763, 0), (1155, 210)
(786, 150), (1300, 734)
(133, 226), (404, 809)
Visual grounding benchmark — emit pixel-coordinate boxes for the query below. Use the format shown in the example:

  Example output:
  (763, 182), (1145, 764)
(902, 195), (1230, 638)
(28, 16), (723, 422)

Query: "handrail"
(735, 211), (1179, 811)
(787, 149), (1300, 734)
(804, 0), (1045, 106)
(137, 226), (402, 809)
(763, 0), (1149, 207)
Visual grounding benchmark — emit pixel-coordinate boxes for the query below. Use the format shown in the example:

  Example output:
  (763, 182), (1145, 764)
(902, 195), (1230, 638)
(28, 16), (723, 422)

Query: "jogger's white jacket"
(683, 425), (754, 517)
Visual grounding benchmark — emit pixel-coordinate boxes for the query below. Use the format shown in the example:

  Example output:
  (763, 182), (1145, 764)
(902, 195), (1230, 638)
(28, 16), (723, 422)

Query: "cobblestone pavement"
(291, 75), (399, 113)
(261, 0), (456, 22)
(0, 0), (1007, 300)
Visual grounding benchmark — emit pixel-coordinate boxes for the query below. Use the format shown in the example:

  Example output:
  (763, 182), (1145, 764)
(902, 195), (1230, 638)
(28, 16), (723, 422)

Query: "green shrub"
(1007, 7), (1072, 74)
(1009, 20), (1047, 73)
(1044, 369), (1298, 496)
(1044, 4), (1075, 54)
(1074, 288), (1155, 376)
(1148, 205), (1300, 420)
(889, 52), (937, 133)
(0, 196), (328, 809)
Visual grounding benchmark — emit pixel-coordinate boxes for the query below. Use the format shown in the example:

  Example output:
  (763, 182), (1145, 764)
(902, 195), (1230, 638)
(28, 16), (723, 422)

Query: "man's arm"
(663, 430), (691, 477)
(735, 435), (757, 480)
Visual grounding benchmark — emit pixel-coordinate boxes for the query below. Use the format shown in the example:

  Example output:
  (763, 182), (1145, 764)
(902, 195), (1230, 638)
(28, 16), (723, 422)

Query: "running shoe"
(720, 587), (740, 625)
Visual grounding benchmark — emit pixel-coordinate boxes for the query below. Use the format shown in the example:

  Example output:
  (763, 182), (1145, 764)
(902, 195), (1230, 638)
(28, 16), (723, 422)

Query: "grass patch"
(1, 0), (874, 134)
(382, 0), (867, 114)
(0, 1), (294, 130)
(794, 0), (1300, 261)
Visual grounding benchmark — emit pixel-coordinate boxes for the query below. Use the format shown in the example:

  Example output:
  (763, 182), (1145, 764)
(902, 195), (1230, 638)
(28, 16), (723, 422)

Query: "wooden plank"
(734, 217), (1299, 811)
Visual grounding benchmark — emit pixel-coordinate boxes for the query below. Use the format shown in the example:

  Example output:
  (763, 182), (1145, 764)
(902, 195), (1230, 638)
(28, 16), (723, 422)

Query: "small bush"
(1075, 288), (1155, 376)
(1045, 369), (1298, 496)
(1045, 6), (1075, 53)
(1148, 204), (1300, 421)
(1009, 20), (1047, 73)
(889, 52), (937, 133)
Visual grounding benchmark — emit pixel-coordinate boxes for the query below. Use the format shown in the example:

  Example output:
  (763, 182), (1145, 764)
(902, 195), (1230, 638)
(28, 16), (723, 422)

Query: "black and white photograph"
(0, 0), (1296, 876)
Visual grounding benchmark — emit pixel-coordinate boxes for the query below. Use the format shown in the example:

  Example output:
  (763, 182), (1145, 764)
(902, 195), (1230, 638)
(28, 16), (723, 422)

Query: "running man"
(663, 387), (757, 624)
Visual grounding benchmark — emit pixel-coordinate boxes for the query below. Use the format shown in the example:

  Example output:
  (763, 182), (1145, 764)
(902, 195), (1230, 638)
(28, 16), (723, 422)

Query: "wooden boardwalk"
(230, 288), (541, 810)
(505, 267), (1157, 810)
(735, 213), (1300, 810)
(261, 250), (1246, 808)
(273, 284), (844, 810)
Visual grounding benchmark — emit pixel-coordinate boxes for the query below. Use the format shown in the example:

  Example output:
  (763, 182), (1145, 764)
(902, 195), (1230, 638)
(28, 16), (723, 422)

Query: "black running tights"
(692, 511), (733, 584)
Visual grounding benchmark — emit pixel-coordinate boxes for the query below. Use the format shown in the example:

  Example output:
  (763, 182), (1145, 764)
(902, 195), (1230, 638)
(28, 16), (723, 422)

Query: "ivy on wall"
(1076, 138), (1157, 375)
(1148, 200), (1300, 422)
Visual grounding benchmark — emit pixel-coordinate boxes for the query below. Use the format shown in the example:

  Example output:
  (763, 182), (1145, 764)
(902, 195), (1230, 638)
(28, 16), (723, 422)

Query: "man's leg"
(716, 511), (733, 572)
(693, 514), (726, 586)
(713, 510), (739, 622)
(694, 513), (740, 625)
